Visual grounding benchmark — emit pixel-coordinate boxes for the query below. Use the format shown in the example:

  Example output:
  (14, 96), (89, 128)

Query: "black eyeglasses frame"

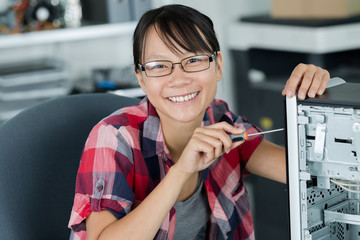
(137, 52), (217, 78)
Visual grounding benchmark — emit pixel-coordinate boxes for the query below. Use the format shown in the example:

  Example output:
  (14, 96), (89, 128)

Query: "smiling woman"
(68, 4), (330, 240)
(134, 24), (223, 128)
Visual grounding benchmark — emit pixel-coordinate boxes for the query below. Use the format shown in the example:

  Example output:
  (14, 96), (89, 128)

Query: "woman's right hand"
(174, 121), (245, 177)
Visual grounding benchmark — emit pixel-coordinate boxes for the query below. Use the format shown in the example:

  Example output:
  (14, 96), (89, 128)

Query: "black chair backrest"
(0, 93), (140, 239)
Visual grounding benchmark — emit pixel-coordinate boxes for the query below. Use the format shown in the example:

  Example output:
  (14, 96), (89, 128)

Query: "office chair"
(0, 93), (140, 239)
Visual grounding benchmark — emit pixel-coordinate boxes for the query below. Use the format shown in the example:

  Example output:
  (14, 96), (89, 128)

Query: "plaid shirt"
(68, 97), (263, 240)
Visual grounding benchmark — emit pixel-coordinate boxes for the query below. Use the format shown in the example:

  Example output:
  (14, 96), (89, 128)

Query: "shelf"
(0, 22), (137, 49)
(228, 21), (360, 54)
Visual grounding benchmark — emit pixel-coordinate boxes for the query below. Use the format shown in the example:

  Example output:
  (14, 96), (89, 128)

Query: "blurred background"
(0, 0), (359, 239)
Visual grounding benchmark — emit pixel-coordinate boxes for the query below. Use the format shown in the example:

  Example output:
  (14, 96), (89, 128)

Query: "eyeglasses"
(138, 52), (217, 77)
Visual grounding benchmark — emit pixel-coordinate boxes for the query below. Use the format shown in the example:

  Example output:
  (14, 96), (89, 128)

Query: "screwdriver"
(230, 128), (285, 142)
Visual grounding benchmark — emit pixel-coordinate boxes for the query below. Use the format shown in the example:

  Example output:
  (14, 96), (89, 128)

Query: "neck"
(160, 114), (204, 162)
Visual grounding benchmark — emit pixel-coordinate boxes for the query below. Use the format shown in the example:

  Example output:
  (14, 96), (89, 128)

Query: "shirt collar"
(141, 97), (169, 159)
(141, 97), (217, 159)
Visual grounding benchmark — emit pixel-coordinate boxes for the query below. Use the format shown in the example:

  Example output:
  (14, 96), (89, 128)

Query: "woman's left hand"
(282, 63), (330, 100)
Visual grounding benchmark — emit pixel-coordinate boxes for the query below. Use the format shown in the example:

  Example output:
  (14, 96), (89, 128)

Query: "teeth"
(168, 92), (198, 103)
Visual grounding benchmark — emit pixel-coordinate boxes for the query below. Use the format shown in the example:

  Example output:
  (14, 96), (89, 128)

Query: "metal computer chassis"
(286, 80), (360, 240)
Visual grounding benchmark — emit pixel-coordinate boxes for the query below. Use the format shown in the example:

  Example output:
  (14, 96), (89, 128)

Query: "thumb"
(227, 141), (243, 153)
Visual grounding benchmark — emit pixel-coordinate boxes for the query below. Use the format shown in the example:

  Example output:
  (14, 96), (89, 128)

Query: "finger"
(283, 63), (307, 97)
(190, 136), (216, 163)
(199, 143), (216, 164)
(297, 65), (317, 100)
(199, 123), (242, 152)
(202, 151), (214, 164)
(282, 75), (292, 96)
(317, 70), (330, 95)
(206, 121), (245, 143)
(202, 155), (216, 166)
(307, 67), (326, 98)
(195, 129), (229, 157)
(229, 141), (243, 152)
(205, 136), (225, 158)
(206, 121), (243, 134)
(282, 81), (289, 96)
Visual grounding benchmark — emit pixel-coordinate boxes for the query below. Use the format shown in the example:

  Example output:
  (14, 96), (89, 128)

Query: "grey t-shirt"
(174, 178), (211, 240)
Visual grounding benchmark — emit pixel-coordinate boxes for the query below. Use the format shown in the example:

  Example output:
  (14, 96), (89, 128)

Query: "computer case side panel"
(286, 80), (360, 240)
(286, 95), (303, 239)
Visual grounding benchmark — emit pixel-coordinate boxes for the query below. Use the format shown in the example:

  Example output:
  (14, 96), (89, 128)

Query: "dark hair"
(133, 4), (220, 71)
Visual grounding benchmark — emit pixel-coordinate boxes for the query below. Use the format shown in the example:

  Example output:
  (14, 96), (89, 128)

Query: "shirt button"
(97, 185), (103, 191)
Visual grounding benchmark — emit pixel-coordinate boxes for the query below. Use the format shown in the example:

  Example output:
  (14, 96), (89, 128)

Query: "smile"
(168, 92), (199, 103)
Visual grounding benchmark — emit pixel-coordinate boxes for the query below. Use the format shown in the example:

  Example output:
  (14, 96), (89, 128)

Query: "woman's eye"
(153, 65), (166, 69)
(149, 64), (168, 70)
(186, 56), (208, 65)
(187, 57), (201, 64)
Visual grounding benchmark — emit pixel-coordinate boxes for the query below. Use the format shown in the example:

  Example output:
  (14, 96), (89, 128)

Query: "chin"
(171, 110), (205, 124)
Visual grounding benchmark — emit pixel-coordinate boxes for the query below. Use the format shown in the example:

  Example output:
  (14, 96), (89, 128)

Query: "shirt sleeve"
(68, 122), (135, 233)
(233, 115), (264, 178)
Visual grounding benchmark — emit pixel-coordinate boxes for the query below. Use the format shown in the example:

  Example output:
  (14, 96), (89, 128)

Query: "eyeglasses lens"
(144, 55), (211, 77)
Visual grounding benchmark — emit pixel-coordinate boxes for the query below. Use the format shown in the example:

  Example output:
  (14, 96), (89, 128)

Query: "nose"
(167, 63), (189, 87)
(172, 62), (184, 72)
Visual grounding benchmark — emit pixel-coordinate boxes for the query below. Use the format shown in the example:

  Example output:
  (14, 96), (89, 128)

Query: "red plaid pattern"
(68, 97), (263, 240)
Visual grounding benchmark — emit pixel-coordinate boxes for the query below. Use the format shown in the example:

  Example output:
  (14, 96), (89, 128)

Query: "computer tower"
(286, 78), (360, 239)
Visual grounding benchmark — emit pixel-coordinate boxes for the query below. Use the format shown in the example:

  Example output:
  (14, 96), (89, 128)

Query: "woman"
(68, 4), (329, 240)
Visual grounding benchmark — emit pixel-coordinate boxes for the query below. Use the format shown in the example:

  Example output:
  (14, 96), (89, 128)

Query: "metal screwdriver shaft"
(231, 128), (285, 142)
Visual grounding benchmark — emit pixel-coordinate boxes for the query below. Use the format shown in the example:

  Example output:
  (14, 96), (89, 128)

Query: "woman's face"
(135, 26), (223, 126)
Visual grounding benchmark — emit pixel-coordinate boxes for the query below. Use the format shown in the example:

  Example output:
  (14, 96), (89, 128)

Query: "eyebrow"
(146, 54), (169, 60)
(144, 51), (201, 62)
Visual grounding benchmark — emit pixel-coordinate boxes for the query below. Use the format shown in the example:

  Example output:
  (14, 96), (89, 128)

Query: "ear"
(215, 51), (223, 82)
(135, 69), (148, 93)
